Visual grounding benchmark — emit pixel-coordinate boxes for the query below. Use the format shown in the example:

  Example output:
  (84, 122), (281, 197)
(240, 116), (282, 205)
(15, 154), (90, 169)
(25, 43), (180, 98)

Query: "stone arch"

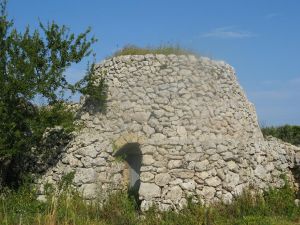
(113, 133), (145, 150)
(114, 137), (143, 203)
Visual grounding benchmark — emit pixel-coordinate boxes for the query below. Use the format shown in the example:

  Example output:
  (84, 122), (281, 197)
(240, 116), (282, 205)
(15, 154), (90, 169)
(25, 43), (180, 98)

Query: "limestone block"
(177, 126), (187, 138)
(139, 183), (161, 200)
(205, 176), (221, 187)
(151, 133), (166, 144)
(74, 168), (96, 184)
(196, 171), (209, 180)
(195, 159), (209, 171)
(168, 160), (183, 169)
(254, 165), (267, 180)
(142, 145), (156, 154)
(155, 173), (171, 186)
(131, 112), (151, 123)
(143, 125), (155, 136)
(166, 186), (183, 202)
(78, 145), (98, 158)
(224, 171), (240, 190)
(91, 158), (106, 167)
(171, 169), (194, 179)
(80, 183), (98, 199)
(179, 69), (192, 76)
(184, 153), (202, 161)
(180, 180), (196, 191)
(140, 172), (155, 182)
(143, 155), (155, 166)
(227, 161), (237, 171)
(201, 186), (216, 200)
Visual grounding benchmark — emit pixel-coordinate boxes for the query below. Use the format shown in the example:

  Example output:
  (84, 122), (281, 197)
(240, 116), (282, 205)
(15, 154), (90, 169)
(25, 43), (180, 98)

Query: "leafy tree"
(0, 0), (97, 187)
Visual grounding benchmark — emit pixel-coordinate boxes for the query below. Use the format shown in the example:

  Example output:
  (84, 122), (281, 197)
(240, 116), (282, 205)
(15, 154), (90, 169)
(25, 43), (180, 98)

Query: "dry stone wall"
(37, 54), (300, 211)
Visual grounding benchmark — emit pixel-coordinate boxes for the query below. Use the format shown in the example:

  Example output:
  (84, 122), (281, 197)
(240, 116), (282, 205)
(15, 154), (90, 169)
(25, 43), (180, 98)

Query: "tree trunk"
(0, 158), (11, 189)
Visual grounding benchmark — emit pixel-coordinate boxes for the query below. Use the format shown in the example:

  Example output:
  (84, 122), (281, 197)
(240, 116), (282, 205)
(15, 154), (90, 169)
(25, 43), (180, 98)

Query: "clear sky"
(7, 0), (300, 126)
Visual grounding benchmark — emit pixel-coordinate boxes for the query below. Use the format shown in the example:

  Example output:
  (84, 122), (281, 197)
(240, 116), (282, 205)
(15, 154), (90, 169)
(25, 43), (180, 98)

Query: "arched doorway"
(115, 143), (142, 203)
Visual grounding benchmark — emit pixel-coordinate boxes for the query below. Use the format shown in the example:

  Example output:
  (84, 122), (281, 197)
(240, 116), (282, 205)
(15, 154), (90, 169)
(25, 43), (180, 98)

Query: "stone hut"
(38, 54), (300, 211)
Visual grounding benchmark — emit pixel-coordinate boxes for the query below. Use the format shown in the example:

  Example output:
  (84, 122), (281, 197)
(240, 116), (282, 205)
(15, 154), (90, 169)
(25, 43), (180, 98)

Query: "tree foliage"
(0, 0), (97, 186)
(261, 125), (300, 146)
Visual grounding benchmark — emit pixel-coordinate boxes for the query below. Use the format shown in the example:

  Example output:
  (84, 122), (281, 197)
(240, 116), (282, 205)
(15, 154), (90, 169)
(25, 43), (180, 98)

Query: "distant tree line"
(261, 125), (300, 146)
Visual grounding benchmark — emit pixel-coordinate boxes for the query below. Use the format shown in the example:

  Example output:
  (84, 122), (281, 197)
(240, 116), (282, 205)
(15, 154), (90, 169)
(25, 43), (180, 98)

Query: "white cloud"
(265, 13), (281, 20)
(248, 76), (300, 101)
(201, 26), (256, 39)
(288, 77), (300, 85)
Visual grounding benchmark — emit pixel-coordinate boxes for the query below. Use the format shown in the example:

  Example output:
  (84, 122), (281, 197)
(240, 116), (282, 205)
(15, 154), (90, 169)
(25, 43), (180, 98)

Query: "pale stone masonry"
(37, 54), (300, 211)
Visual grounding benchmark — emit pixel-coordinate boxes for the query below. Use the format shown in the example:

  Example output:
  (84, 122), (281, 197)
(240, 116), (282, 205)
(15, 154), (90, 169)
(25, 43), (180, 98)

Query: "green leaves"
(0, 0), (96, 186)
(261, 125), (300, 146)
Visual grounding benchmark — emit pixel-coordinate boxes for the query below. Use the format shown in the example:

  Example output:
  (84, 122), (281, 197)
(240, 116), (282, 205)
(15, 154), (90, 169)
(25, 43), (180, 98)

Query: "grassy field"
(1, 180), (300, 225)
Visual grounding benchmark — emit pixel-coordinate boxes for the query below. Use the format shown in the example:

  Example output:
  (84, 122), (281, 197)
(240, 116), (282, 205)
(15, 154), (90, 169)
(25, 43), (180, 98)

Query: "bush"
(261, 125), (300, 146)
(0, 0), (96, 188)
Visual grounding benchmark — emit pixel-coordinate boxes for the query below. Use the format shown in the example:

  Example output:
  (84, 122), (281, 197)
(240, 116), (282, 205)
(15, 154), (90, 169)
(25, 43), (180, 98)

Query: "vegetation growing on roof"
(113, 44), (197, 57)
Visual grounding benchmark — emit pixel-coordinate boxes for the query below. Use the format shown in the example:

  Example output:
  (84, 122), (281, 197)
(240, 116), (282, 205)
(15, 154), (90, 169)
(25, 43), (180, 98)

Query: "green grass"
(113, 44), (196, 57)
(1, 181), (300, 225)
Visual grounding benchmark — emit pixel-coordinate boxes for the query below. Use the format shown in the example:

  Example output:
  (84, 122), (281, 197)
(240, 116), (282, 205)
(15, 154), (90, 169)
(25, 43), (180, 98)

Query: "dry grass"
(113, 44), (196, 57)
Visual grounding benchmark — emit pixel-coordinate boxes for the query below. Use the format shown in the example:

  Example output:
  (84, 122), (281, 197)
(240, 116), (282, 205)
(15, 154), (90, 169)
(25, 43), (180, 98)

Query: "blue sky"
(7, 0), (300, 126)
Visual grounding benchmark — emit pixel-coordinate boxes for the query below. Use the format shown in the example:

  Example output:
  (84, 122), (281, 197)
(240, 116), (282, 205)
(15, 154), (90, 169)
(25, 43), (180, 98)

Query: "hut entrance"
(115, 143), (142, 202)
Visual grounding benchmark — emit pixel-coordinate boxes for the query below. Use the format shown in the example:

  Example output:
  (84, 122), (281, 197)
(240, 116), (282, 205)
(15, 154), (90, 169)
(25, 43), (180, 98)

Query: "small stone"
(155, 173), (171, 186)
(254, 165), (267, 180)
(201, 186), (216, 200)
(166, 186), (182, 202)
(205, 176), (221, 187)
(74, 168), (96, 184)
(224, 171), (240, 190)
(132, 112), (151, 123)
(180, 180), (196, 190)
(195, 159), (209, 171)
(177, 126), (187, 137)
(143, 155), (155, 165)
(179, 69), (192, 76)
(223, 192), (233, 203)
(172, 170), (194, 179)
(140, 172), (155, 182)
(196, 171), (209, 180)
(79, 145), (99, 158)
(168, 160), (183, 169)
(93, 117), (101, 124)
(91, 158), (106, 166)
(80, 183), (97, 199)
(184, 153), (201, 161)
(227, 161), (237, 170)
(151, 133), (166, 144)
(143, 125), (155, 136)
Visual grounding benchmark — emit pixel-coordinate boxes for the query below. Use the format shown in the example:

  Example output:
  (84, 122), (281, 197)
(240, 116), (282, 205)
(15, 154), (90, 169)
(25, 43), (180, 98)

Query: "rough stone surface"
(139, 183), (161, 200)
(36, 54), (300, 211)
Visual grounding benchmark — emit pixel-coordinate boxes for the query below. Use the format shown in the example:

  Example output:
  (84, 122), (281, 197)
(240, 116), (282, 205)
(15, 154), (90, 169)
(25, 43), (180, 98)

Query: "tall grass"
(0, 182), (300, 225)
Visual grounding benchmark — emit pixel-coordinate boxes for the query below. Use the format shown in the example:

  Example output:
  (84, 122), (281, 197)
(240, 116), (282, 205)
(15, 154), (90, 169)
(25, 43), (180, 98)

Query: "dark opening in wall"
(115, 143), (142, 204)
